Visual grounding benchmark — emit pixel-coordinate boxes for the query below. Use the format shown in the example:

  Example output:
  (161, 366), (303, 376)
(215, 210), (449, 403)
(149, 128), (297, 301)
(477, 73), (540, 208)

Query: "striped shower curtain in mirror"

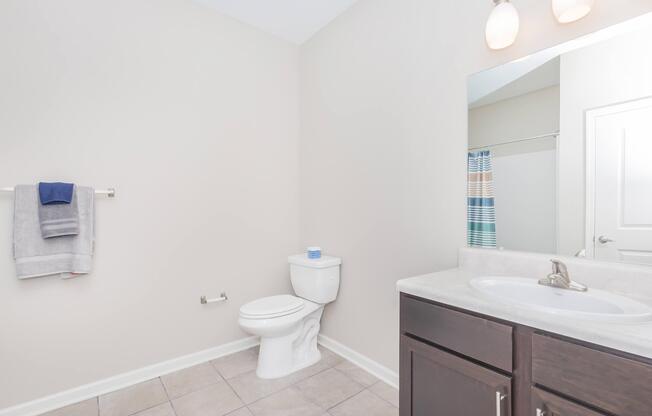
(468, 150), (496, 248)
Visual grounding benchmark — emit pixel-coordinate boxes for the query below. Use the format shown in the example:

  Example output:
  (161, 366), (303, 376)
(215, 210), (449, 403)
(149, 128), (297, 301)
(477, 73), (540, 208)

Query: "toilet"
(238, 254), (341, 379)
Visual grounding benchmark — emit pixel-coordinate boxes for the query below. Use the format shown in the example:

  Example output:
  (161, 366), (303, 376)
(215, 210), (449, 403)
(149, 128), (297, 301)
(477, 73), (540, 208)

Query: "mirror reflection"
(467, 23), (652, 265)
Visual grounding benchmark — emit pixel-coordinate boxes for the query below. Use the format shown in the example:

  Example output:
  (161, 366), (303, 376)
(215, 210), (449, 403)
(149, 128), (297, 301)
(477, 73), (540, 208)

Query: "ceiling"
(470, 57), (560, 108)
(194, 0), (360, 44)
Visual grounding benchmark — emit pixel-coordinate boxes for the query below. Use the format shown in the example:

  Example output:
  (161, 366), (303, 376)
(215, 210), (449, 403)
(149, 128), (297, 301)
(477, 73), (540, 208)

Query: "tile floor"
(41, 346), (398, 416)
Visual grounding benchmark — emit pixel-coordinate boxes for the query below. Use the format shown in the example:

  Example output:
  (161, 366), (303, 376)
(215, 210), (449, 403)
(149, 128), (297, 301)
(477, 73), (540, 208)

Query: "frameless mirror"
(467, 14), (652, 265)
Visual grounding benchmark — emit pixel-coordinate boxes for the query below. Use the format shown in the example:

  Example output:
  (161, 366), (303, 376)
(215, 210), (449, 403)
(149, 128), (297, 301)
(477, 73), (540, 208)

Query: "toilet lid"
(240, 295), (305, 319)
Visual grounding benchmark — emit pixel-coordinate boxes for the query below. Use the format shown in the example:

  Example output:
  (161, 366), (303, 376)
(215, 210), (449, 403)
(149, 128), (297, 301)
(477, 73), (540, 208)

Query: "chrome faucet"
(538, 259), (588, 292)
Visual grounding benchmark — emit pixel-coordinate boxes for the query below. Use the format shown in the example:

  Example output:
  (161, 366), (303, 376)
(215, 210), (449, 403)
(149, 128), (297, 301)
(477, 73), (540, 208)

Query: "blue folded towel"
(39, 182), (74, 205)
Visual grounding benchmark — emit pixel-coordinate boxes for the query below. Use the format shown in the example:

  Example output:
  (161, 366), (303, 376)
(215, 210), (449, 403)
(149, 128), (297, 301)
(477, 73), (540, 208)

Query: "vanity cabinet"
(531, 388), (606, 416)
(399, 293), (652, 416)
(401, 335), (512, 416)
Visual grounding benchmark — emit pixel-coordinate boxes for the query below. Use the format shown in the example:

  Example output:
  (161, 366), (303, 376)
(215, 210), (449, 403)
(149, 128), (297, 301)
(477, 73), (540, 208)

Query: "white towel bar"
(0, 187), (115, 198)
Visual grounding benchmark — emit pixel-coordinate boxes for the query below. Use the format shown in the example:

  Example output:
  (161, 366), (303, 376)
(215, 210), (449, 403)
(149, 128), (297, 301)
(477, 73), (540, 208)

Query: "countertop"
(397, 267), (652, 361)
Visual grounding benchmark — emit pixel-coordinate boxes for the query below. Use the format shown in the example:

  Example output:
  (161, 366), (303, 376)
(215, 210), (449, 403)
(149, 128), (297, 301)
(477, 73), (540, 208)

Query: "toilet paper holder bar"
(200, 292), (228, 304)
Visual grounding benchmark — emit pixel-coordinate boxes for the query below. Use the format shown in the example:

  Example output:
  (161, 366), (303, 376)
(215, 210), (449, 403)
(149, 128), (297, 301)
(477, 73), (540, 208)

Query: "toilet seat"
(240, 295), (305, 320)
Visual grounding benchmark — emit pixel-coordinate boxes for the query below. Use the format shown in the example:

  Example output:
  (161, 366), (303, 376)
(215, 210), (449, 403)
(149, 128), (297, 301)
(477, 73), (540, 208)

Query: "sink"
(469, 276), (652, 323)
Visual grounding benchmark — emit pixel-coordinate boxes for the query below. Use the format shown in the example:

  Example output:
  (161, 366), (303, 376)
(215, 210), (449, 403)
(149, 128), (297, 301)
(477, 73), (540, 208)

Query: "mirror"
(467, 15), (652, 265)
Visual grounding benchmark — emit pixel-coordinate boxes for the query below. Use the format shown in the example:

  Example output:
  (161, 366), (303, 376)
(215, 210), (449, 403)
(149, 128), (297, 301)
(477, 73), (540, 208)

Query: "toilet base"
(255, 307), (324, 379)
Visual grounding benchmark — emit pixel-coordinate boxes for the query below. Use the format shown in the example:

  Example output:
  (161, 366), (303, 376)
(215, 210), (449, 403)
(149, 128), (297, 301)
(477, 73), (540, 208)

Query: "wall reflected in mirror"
(467, 19), (652, 265)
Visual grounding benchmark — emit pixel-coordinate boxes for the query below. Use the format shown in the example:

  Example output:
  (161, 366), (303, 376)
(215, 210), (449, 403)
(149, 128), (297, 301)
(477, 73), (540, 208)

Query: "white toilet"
(238, 254), (341, 379)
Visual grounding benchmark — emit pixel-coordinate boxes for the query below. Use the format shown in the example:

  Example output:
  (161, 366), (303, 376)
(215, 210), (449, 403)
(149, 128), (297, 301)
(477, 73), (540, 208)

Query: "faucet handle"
(550, 259), (568, 276)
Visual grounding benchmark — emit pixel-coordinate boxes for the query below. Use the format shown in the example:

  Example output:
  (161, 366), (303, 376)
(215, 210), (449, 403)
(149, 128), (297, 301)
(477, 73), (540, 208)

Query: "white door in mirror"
(591, 97), (652, 264)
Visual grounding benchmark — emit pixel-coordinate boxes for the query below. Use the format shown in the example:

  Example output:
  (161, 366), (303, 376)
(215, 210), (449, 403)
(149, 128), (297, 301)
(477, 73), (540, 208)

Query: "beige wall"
(0, 0), (299, 409)
(469, 86), (559, 254)
(299, 0), (652, 372)
(469, 86), (559, 156)
(558, 25), (652, 255)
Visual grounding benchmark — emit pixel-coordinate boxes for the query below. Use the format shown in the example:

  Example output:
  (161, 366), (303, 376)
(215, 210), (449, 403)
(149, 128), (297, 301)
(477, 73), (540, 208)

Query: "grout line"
(322, 387), (364, 411)
(330, 390), (367, 411)
(168, 401), (178, 416)
(209, 361), (227, 381)
(298, 368), (365, 411)
(222, 378), (246, 407)
(159, 377), (172, 401)
(365, 383), (399, 409)
(157, 375), (179, 416)
(222, 375), (246, 403)
(237, 363), (334, 407)
(245, 359), (362, 412)
(126, 401), (170, 416)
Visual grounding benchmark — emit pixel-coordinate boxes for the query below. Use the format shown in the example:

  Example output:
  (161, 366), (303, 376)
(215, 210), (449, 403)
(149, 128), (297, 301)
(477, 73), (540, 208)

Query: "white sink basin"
(469, 276), (652, 323)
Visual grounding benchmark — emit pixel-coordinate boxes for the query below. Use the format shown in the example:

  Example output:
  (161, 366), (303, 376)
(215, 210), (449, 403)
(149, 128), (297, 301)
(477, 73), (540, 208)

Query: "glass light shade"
(485, 1), (520, 50)
(552, 0), (594, 23)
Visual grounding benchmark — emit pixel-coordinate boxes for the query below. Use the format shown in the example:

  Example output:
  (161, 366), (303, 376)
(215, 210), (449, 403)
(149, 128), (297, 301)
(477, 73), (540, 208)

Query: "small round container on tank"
(307, 247), (322, 259)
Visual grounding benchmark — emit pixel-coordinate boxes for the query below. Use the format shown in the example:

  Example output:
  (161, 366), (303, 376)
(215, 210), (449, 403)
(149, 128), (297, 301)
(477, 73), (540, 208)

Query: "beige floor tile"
(172, 381), (243, 416)
(290, 359), (332, 382)
(226, 408), (254, 416)
(133, 402), (175, 416)
(227, 359), (330, 404)
(328, 390), (398, 416)
(318, 347), (344, 368)
(334, 361), (378, 387)
(40, 398), (98, 416)
(161, 362), (223, 399)
(211, 348), (259, 379)
(226, 370), (298, 405)
(368, 382), (399, 408)
(294, 368), (363, 409)
(99, 379), (168, 416)
(248, 387), (327, 416)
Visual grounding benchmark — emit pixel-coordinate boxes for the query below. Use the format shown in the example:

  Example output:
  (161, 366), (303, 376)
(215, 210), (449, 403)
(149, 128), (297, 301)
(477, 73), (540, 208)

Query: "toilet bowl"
(238, 254), (341, 379)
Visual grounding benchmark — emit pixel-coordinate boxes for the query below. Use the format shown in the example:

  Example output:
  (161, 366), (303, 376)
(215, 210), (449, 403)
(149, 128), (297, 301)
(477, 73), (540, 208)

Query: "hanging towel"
(39, 182), (74, 205)
(13, 185), (95, 279)
(467, 150), (497, 248)
(38, 185), (80, 238)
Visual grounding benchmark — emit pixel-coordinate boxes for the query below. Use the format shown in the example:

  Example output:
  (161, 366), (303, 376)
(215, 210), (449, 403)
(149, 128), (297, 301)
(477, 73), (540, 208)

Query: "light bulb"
(552, 0), (594, 23)
(486, 0), (520, 50)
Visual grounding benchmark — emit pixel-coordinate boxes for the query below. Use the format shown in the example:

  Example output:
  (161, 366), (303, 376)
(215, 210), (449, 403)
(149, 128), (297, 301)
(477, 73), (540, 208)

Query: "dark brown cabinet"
(400, 293), (652, 416)
(401, 335), (512, 416)
(531, 388), (606, 416)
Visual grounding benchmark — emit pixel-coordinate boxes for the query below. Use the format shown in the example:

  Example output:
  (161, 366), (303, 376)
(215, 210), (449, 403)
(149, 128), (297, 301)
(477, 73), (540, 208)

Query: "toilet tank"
(288, 254), (341, 304)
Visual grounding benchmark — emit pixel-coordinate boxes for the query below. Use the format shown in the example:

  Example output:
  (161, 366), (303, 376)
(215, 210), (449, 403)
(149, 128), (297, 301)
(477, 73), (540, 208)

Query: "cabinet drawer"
(400, 294), (513, 372)
(532, 334), (652, 416)
(401, 335), (512, 416)
(531, 387), (606, 416)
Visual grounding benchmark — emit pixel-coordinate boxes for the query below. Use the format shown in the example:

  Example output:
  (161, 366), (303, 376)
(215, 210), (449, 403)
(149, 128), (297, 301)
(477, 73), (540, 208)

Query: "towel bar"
(201, 293), (228, 305)
(1, 187), (116, 198)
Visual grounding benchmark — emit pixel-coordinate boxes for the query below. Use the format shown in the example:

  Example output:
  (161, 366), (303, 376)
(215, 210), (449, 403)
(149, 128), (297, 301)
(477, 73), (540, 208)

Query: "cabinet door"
(400, 335), (512, 416)
(531, 387), (607, 416)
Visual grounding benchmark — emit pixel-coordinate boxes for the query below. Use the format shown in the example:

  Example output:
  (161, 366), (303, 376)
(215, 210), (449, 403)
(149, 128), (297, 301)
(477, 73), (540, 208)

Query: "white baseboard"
(318, 334), (398, 389)
(2, 334), (397, 416)
(0, 336), (259, 416)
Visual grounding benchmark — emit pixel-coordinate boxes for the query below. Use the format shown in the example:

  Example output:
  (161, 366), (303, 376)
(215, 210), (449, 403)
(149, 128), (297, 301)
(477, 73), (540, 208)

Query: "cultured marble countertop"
(397, 267), (652, 361)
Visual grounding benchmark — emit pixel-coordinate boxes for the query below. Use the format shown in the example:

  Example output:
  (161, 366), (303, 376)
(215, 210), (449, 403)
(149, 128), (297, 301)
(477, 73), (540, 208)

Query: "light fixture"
(485, 0), (520, 50)
(552, 0), (594, 23)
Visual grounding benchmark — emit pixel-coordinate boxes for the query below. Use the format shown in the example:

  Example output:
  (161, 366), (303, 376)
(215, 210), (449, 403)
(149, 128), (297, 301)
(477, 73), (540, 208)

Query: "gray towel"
(14, 185), (95, 279)
(38, 186), (80, 238)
